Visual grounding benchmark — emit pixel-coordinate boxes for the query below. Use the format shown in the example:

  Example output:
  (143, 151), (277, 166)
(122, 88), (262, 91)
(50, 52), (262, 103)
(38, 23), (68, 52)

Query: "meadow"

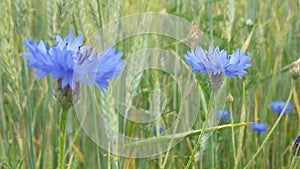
(0, 0), (300, 168)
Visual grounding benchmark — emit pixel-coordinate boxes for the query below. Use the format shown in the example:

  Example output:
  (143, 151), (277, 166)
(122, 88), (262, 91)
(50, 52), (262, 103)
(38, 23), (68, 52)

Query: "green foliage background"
(0, 0), (299, 168)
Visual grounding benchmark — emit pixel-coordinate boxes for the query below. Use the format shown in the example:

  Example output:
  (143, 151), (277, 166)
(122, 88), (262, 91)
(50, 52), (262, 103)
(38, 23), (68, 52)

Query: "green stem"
(290, 157), (299, 169)
(185, 92), (214, 169)
(211, 135), (215, 168)
(229, 100), (237, 168)
(122, 122), (251, 149)
(290, 141), (300, 169)
(234, 82), (246, 169)
(244, 82), (295, 169)
(59, 107), (69, 169)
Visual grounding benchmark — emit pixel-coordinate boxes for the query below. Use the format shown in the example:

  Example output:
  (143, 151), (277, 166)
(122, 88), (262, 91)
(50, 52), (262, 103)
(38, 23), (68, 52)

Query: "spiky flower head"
(22, 31), (125, 94)
(184, 46), (251, 78)
(184, 46), (251, 90)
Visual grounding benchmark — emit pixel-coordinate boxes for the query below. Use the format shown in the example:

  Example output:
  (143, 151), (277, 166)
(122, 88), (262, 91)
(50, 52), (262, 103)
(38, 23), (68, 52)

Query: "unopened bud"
(289, 58), (300, 79)
(4, 92), (9, 100)
(227, 93), (234, 103)
(246, 19), (253, 26)
(3, 92), (9, 104)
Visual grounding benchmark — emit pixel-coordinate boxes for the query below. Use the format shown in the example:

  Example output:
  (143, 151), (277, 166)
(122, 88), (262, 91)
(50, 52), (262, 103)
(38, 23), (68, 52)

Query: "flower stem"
(290, 141), (300, 169)
(229, 100), (237, 168)
(290, 157), (299, 169)
(244, 82), (295, 169)
(185, 92), (214, 169)
(234, 82), (246, 169)
(59, 107), (69, 169)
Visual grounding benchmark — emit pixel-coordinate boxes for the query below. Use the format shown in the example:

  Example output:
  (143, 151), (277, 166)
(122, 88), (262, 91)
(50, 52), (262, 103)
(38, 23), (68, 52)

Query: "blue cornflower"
(151, 125), (164, 134)
(223, 49), (252, 78)
(270, 101), (293, 115)
(75, 45), (126, 92)
(295, 135), (300, 143)
(291, 135), (300, 156)
(93, 45), (125, 92)
(250, 123), (268, 133)
(184, 46), (251, 78)
(216, 110), (233, 120)
(22, 31), (125, 92)
(23, 39), (55, 79)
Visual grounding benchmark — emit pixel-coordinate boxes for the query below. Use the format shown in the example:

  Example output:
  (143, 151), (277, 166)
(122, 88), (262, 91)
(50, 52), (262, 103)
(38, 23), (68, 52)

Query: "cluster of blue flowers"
(250, 101), (293, 133)
(184, 46), (251, 78)
(23, 31), (125, 92)
(184, 45), (295, 136)
(213, 102), (293, 133)
(24, 31), (297, 145)
(215, 101), (293, 133)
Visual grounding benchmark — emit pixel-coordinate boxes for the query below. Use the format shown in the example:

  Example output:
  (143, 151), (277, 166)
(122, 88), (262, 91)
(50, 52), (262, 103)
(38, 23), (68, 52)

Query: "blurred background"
(0, 0), (299, 168)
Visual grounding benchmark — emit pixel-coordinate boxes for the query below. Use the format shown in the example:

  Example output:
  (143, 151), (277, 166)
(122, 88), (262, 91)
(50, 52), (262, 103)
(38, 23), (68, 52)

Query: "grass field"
(0, 0), (300, 168)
